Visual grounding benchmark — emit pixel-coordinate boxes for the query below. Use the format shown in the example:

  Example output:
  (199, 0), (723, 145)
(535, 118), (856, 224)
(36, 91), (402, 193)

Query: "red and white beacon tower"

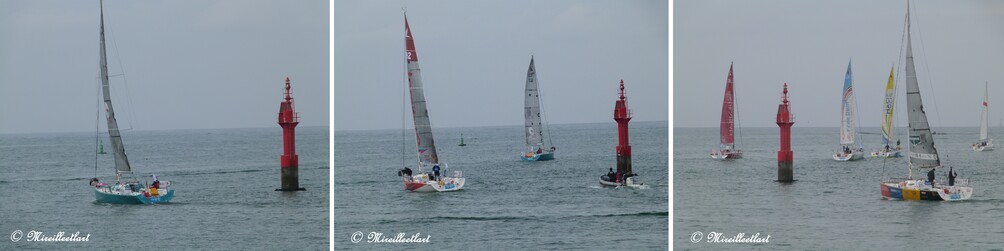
(776, 83), (795, 182)
(277, 77), (305, 191)
(614, 80), (633, 176)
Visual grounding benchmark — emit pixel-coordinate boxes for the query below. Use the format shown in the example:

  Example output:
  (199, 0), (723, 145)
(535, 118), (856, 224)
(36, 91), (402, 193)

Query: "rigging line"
(733, 63), (742, 148)
(912, 1), (948, 164)
(95, 71), (101, 178)
(536, 56), (554, 148)
(850, 59), (863, 148)
(401, 12), (408, 171)
(106, 24), (138, 131)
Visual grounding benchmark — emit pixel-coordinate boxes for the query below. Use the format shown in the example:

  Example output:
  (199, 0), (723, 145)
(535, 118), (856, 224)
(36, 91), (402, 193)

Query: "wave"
(584, 211), (669, 218)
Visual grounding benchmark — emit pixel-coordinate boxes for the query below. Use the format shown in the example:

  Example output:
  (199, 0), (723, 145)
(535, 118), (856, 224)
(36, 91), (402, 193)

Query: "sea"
(0, 126), (329, 250)
(334, 121), (669, 250)
(674, 126), (1004, 250)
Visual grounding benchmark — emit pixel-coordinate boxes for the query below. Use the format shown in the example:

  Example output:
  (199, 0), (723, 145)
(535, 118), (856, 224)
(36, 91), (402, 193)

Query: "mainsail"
(524, 57), (544, 148)
(839, 60), (857, 145)
(881, 67), (896, 146)
(980, 83), (989, 142)
(99, 0), (132, 175)
(904, 8), (940, 168)
(719, 63), (736, 148)
(405, 15), (439, 167)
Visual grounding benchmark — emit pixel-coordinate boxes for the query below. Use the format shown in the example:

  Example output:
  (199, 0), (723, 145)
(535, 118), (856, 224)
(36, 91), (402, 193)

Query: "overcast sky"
(674, 0), (1004, 128)
(334, 0), (668, 131)
(0, 0), (328, 134)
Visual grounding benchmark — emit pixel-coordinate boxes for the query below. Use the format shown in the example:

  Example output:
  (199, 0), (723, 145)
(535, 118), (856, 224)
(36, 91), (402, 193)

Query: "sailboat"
(871, 67), (903, 157)
(833, 60), (864, 161)
(458, 133), (467, 146)
(520, 56), (556, 161)
(972, 82), (993, 151)
(710, 63), (743, 160)
(90, 0), (174, 204)
(396, 14), (465, 192)
(880, 2), (972, 201)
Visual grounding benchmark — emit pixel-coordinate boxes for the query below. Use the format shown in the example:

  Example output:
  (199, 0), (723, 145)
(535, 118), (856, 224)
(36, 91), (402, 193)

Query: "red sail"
(720, 64), (735, 145)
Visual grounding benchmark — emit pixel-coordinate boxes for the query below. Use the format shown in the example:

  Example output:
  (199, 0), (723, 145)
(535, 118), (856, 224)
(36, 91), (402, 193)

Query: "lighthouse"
(277, 77), (305, 191)
(614, 80), (632, 176)
(776, 83), (795, 182)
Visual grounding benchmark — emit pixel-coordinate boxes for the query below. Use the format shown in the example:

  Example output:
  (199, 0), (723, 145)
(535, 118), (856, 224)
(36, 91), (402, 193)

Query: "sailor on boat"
(948, 167), (957, 186)
(927, 168), (936, 185)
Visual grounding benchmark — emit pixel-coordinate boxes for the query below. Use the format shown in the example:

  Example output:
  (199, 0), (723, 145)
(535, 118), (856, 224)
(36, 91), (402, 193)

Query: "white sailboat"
(396, 14), (465, 192)
(871, 66), (903, 157)
(972, 82), (993, 151)
(833, 60), (864, 161)
(90, 0), (174, 204)
(880, 1), (972, 201)
(520, 56), (556, 161)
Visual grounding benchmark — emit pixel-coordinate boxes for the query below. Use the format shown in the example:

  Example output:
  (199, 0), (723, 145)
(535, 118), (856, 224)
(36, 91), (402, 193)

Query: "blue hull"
(520, 152), (555, 161)
(95, 188), (174, 205)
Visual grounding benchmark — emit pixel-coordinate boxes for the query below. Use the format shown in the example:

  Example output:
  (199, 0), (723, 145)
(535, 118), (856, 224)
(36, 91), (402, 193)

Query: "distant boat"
(98, 139), (107, 154)
(880, 2), (972, 201)
(90, 0), (174, 204)
(710, 63), (743, 160)
(458, 133), (467, 146)
(870, 66), (902, 158)
(833, 60), (864, 161)
(520, 57), (555, 161)
(396, 14), (465, 192)
(973, 82), (993, 151)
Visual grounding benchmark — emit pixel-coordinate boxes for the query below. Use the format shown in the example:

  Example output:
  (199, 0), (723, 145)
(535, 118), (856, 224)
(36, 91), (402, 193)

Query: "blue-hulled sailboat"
(90, 0), (174, 204)
(520, 57), (556, 161)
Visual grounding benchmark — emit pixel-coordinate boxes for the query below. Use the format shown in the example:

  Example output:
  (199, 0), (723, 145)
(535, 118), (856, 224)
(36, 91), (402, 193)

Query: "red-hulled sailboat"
(395, 13), (465, 192)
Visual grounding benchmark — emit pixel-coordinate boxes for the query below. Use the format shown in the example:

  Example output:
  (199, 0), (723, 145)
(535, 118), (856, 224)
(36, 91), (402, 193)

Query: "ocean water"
(334, 122), (668, 250)
(674, 126), (1004, 250)
(0, 126), (329, 250)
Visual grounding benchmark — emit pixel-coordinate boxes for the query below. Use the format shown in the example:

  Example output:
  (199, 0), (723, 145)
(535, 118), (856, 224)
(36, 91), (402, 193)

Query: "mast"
(99, 0), (132, 175)
(524, 56), (544, 149)
(277, 77), (303, 191)
(719, 63), (735, 149)
(614, 80), (632, 176)
(405, 14), (439, 169)
(904, 2), (941, 169)
(776, 83), (795, 182)
(980, 82), (989, 141)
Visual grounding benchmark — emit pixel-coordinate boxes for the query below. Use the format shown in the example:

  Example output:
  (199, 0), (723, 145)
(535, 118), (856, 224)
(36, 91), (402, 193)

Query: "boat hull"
(520, 151), (555, 161)
(94, 187), (174, 204)
(972, 143), (993, 152)
(833, 151), (864, 161)
(599, 175), (642, 187)
(710, 150), (743, 160)
(880, 180), (971, 201)
(870, 150), (902, 158)
(403, 176), (464, 192)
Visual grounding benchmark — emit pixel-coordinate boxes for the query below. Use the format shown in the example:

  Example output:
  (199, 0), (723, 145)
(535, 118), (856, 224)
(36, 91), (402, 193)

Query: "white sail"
(904, 8), (940, 168)
(99, 0), (132, 175)
(839, 60), (857, 145)
(980, 83), (989, 141)
(405, 16), (439, 167)
(524, 57), (544, 148)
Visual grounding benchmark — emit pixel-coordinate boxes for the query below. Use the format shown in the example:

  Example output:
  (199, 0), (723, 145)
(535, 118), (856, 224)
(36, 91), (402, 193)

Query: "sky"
(674, 0), (1004, 128)
(0, 0), (329, 134)
(334, 0), (668, 131)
